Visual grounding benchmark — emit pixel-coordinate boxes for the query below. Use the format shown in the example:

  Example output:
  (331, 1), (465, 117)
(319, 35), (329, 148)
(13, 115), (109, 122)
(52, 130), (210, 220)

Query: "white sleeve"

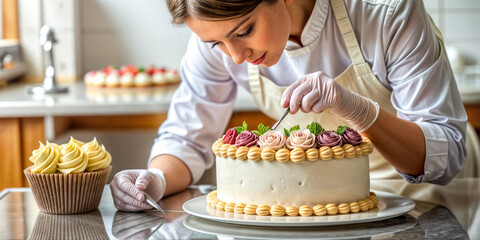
(149, 34), (236, 184)
(384, 0), (467, 184)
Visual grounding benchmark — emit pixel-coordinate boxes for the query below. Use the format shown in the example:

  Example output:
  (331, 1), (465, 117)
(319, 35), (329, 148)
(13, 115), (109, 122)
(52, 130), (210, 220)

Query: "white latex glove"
(110, 169), (166, 212)
(281, 71), (379, 132)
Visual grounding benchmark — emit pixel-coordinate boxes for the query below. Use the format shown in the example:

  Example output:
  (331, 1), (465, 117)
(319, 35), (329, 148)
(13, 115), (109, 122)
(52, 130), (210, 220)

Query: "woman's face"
(186, 0), (292, 67)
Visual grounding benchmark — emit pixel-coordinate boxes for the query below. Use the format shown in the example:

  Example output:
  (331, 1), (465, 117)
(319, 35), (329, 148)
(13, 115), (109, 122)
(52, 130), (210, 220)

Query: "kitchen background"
(1, 0), (480, 188)
(12, 0), (480, 83)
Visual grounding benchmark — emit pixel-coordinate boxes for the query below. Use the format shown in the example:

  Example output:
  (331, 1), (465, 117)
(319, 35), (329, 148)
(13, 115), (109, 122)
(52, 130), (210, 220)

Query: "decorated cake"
(208, 121), (377, 216)
(24, 137), (112, 214)
(84, 64), (181, 88)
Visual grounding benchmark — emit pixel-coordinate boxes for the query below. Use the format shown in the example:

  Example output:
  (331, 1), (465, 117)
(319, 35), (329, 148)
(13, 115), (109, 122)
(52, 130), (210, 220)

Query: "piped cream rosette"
(58, 137), (88, 174)
(29, 137), (112, 174)
(207, 190), (378, 217)
(82, 137), (112, 171)
(212, 137), (373, 162)
(29, 142), (61, 174)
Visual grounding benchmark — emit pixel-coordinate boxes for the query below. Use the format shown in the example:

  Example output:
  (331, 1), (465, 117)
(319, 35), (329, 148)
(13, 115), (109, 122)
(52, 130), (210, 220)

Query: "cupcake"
(24, 137), (112, 214)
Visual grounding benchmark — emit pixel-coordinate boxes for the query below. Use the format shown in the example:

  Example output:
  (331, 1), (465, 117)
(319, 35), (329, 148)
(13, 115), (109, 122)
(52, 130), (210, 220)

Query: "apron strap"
(330, 0), (372, 76)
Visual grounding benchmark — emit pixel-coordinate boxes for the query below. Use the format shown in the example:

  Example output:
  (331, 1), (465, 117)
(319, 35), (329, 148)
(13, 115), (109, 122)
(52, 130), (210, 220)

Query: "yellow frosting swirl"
(247, 147), (261, 161)
(256, 204), (271, 216)
(313, 204), (327, 216)
(57, 137), (88, 174)
(326, 203), (338, 215)
(207, 190), (217, 201)
(220, 144), (230, 158)
(261, 148), (276, 161)
(331, 146), (345, 159)
(342, 144), (355, 159)
(299, 205), (313, 216)
(358, 200), (369, 212)
(364, 198), (374, 209)
(244, 204), (258, 215)
(227, 145), (238, 159)
(61, 137), (85, 148)
(349, 202), (360, 213)
(286, 206), (299, 216)
(208, 199), (217, 208)
(355, 146), (362, 157)
(275, 148), (290, 162)
(319, 146), (333, 160)
(363, 138), (374, 153)
(225, 202), (236, 212)
(270, 205), (286, 216)
(338, 203), (350, 214)
(236, 147), (249, 160)
(29, 141), (60, 174)
(234, 203), (246, 214)
(369, 195), (378, 206)
(82, 138), (111, 171)
(216, 200), (226, 211)
(290, 147), (306, 163)
(306, 148), (319, 161)
(212, 139), (222, 156)
(360, 143), (370, 155)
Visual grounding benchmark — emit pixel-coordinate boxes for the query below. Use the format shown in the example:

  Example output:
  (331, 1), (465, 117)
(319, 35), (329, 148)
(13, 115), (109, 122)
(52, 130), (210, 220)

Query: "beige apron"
(248, 0), (479, 185)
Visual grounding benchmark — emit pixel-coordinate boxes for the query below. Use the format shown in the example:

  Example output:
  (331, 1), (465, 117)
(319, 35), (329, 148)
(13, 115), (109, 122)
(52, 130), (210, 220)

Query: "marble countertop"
(1, 178), (479, 240)
(0, 82), (259, 118)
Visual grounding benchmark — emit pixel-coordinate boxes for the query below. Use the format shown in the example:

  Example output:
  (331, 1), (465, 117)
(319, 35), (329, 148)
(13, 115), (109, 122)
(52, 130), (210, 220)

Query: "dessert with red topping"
(84, 65), (181, 88)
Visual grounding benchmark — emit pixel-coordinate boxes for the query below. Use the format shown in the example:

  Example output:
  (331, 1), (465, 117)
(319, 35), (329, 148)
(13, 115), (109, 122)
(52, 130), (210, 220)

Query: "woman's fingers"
(300, 90), (321, 113)
(111, 183), (152, 211)
(281, 79), (303, 108)
(289, 82), (313, 114)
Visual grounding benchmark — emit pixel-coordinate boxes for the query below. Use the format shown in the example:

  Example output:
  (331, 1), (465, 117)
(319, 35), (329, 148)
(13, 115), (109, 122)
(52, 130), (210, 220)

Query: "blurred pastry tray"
(84, 83), (179, 103)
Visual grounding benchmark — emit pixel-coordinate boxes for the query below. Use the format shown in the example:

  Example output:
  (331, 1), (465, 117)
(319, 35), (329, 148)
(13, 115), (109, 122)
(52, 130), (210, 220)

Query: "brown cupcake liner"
(24, 166), (111, 215)
(29, 210), (109, 239)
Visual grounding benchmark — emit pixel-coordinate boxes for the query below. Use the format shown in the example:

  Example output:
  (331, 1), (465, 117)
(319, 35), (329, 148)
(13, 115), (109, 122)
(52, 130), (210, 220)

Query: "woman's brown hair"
(167, 0), (279, 24)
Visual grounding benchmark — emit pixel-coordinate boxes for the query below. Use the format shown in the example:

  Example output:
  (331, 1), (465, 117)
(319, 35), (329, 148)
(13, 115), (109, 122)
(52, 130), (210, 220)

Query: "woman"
(110, 0), (469, 212)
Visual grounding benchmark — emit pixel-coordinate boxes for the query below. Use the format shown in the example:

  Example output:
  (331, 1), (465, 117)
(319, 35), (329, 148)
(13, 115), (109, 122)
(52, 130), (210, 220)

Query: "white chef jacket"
(149, 0), (467, 185)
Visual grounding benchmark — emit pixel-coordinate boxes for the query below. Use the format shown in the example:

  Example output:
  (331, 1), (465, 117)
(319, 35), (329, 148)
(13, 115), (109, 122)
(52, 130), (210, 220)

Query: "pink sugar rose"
(285, 129), (316, 150)
(316, 131), (343, 147)
(258, 130), (286, 150)
(222, 128), (238, 144)
(235, 131), (259, 147)
(341, 128), (363, 146)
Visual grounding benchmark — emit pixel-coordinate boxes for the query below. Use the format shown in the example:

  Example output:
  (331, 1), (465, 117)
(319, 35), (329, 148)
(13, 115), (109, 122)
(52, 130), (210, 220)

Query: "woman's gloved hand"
(281, 71), (379, 132)
(110, 169), (166, 212)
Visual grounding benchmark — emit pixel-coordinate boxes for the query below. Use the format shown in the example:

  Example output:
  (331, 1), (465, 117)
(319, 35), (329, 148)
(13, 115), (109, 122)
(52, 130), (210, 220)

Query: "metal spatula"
(271, 107), (290, 130)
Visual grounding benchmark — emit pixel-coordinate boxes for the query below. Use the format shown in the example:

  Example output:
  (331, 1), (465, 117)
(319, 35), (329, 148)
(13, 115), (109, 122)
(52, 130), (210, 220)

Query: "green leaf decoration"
(336, 125), (348, 135)
(306, 121), (324, 136)
(235, 121), (248, 133)
(290, 125), (300, 132)
(138, 67), (145, 72)
(256, 123), (270, 136)
(284, 125), (300, 137)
